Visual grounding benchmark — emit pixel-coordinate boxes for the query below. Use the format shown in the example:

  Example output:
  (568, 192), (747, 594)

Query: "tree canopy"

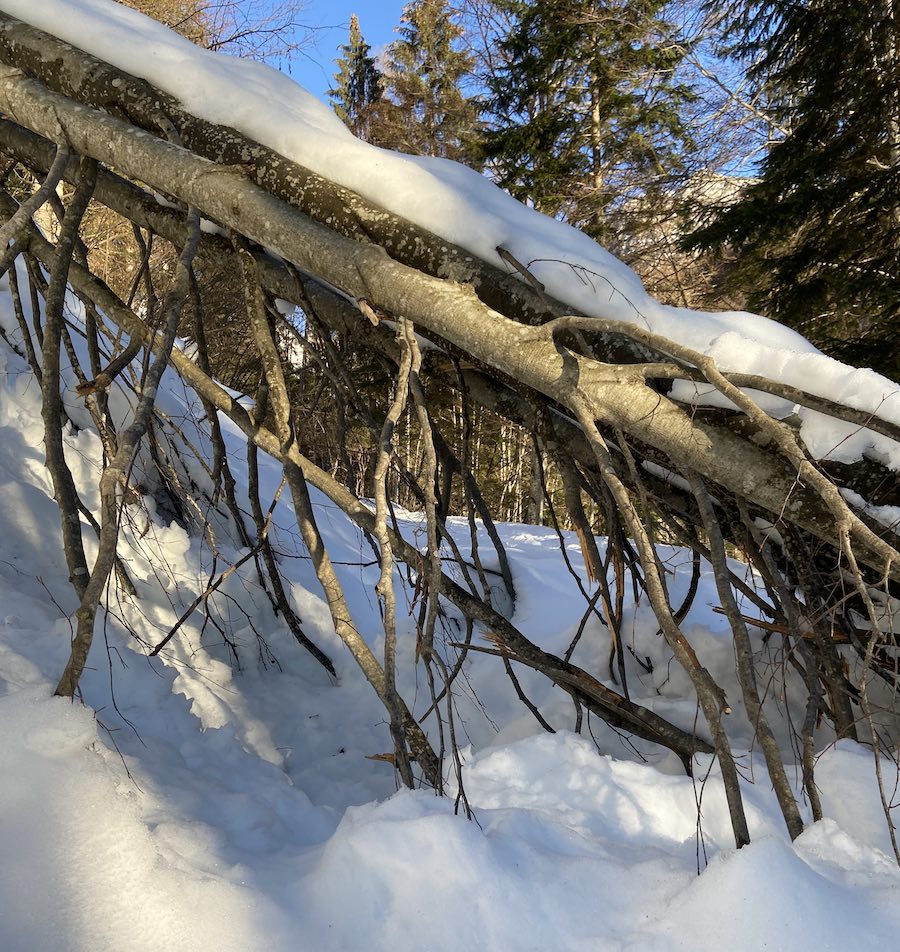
(479, 0), (693, 248)
(687, 0), (900, 379)
(328, 13), (383, 140)
(375, 0), (479, 161)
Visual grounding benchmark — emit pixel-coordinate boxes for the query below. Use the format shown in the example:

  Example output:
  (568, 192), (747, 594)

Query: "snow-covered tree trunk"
(1, 6), (899, 852)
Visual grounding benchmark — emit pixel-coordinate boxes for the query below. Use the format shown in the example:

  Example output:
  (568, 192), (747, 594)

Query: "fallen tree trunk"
(0, 11), (581, 336)
(0, 66), (895, 580)
(2, 7), (899, 851)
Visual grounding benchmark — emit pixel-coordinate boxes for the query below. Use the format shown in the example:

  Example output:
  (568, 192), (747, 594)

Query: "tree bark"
(0, 69), (893, 581)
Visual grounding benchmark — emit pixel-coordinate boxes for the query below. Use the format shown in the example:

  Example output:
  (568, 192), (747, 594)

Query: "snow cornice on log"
(0, 11), (601, 341)
(0, 19), (895, 580)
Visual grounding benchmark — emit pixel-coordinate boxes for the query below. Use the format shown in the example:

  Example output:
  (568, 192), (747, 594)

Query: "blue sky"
(290, 2), (407, 102)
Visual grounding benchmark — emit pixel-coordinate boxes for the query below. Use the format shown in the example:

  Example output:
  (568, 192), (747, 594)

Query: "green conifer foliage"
(479, 0), (692, 247)
(378, 0), (480, 162)
(328, 13), (383, 140)
(688, 1), (900, 378)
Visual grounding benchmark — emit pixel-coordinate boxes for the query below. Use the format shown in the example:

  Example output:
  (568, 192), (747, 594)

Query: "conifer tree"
(377, 0), (479, 162)
(479, 0), (692, 248)
(688, 1), (900, 378)
(328, 13), (384, 140)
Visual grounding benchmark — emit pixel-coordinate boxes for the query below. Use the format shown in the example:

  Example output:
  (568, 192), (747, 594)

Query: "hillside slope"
(1, 267), (899, 950)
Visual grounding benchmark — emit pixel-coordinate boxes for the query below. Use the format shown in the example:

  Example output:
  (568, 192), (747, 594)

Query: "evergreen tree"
(328, 13), (383, 140)
(479, 0), (692, 248)
(377, 0), (479, 162)
(687, 1), (900, 378)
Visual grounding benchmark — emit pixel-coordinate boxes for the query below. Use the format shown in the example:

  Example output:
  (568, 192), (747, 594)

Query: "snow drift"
(0, 1), (899, 948)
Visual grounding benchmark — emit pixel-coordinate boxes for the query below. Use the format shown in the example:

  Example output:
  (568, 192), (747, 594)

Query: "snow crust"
(2, 258), (900, 949)
(2, 0), (899, 470)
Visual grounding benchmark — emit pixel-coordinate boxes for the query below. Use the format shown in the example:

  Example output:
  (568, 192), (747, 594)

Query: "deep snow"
(0, 1), (898, 948)
(1, 262), (900, 949)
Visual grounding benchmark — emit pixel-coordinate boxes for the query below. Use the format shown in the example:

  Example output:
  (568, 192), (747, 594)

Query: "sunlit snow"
(1, 261), (899, 950)
(0, 2), (899, 949)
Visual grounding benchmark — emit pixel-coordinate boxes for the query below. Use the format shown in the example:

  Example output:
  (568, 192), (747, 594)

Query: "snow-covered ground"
(0, 1), (899, 947)
(1, 259), (900, 950)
